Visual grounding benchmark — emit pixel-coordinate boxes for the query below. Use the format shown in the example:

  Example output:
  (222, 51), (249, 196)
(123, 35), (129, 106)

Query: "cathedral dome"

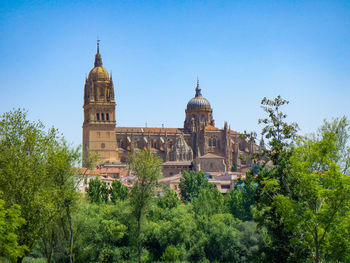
(186, 81), (211, 111)
(88, 66), (109, 81)
(87, 40), (109, 81)
(187, 96), (211, 110)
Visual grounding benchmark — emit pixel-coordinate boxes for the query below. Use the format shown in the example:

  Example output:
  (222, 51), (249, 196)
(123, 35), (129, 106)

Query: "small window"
(96, 113), (100, 121)
(106, 113), (109, 121)
(201, 114), (205, 122)
(101, 113), (105, 121)
(101, 143), (105, 149)
(213, 138), (216, 147)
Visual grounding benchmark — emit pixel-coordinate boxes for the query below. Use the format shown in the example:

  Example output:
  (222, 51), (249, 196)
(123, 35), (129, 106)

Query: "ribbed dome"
(187, 95), (211, 110)
(88, 66), (109, 81)
(186, 81), (211, 111)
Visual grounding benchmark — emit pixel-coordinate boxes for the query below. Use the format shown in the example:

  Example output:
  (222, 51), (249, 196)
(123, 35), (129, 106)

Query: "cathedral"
(82, 43), (262, 174)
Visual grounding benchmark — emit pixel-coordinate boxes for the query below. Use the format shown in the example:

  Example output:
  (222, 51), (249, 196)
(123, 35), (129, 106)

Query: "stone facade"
(83, 43), (262, 172)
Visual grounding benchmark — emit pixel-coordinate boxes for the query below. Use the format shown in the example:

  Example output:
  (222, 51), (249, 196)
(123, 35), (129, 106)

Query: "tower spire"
(195, 76), (201, 97)
(94, 39), (103, 67)
(97, 38), (100, 54)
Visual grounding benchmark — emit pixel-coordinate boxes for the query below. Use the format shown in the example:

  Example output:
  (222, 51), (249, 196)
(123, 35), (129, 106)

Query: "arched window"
(96, 113), (100, 121)
(213, 138), (216, 147)
(101, 113), (105, 121)
(106, 113), (109, 121)
(201, 114), (205, 122)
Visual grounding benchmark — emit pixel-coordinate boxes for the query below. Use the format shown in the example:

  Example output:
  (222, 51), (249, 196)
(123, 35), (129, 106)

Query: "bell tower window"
(201, 114), (205, 122)
(106, 113), (109, 121)
(96, 113), (100, 121)
(101, 113), (105, 121)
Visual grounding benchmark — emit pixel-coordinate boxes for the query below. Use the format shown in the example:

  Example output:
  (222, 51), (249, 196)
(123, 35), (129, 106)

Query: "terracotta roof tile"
(230, 130), (239, 135)
(205, 125), (220, 131)
(116, 127), (183, 134)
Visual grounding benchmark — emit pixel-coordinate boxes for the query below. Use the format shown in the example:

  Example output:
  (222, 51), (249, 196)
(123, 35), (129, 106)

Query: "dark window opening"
(213, 138), (216, 147)
(96, 113), (100, 121)
(106, 113), (109, 121)
(101, 113), (105, 121)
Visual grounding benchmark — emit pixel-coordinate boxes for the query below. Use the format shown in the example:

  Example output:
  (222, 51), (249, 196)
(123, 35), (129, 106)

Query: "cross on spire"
(94, 39), (103, 67)
(97, 38), (100, 53)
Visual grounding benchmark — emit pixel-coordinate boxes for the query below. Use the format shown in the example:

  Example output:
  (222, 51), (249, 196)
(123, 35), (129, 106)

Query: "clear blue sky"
(1, 0), (349, 147)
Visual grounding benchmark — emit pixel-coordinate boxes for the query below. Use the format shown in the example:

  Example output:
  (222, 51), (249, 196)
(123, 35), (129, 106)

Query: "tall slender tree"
(129, 150), (162, 263)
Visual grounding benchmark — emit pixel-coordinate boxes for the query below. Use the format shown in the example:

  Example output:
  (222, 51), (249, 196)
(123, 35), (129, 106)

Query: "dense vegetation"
(0, 96), (349, 263)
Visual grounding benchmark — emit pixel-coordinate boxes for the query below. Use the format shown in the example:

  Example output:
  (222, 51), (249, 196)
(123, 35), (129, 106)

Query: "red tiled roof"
(205, 125), (220, 131)
(115, 127), (183, 134)
(230, 130), (239, 135)
(77, 168), (101, 175)
(96, 167), (128, 176)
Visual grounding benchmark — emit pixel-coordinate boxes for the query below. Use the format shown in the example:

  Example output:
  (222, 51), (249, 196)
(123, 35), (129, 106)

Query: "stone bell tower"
(82, 41), (117, 166)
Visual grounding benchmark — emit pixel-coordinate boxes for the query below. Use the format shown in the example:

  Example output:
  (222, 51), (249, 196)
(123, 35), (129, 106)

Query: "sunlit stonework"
(83, 42), (263, 174)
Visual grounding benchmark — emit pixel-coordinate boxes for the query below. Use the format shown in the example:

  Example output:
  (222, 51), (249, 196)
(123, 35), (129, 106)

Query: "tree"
(110, 179), (129, 203)
(157, 188), (180, 209)
(318, 116), (350, 175)
(254, 96), (307, 262)
(274, 118), (350, 263)
(45, 140), (80, 263)
(86, 177), (103, 203)
(0, 192), (26, 262)
(0, 109), (80, 262)
(225, 171), (257, 221)
(179, 171), (212, 202)
(192, 188), (224, 217)
(72, 202), (128, 263)
(129, 150), (162, 263)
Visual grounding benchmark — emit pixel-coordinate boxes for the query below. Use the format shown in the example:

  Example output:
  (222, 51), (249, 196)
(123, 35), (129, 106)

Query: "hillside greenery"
(0, 98), (349, 263)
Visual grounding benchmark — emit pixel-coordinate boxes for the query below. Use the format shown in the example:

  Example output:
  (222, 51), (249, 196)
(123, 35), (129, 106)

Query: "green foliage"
(318, 116), (350, 175)
(73, 201), (129, 263)
(202, 213), (264, 263)
(179, 170), (212, 202)
(110, 179), (129, 202)
(254, 96), (308, 263)
(225, 171), (257, 221)
(0, 192), (27, 262)
(161, 245), (180, 262)
(86, 177), (103, 203)
(101, 181), (109, 203)
(129, 150), (162, 263)
(144, 204), (196, 261)
(0, 109), (80, 261)
(274, 122), (350, 263)
(157, 188), (180, 209)
(192, 188), (224, 217)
